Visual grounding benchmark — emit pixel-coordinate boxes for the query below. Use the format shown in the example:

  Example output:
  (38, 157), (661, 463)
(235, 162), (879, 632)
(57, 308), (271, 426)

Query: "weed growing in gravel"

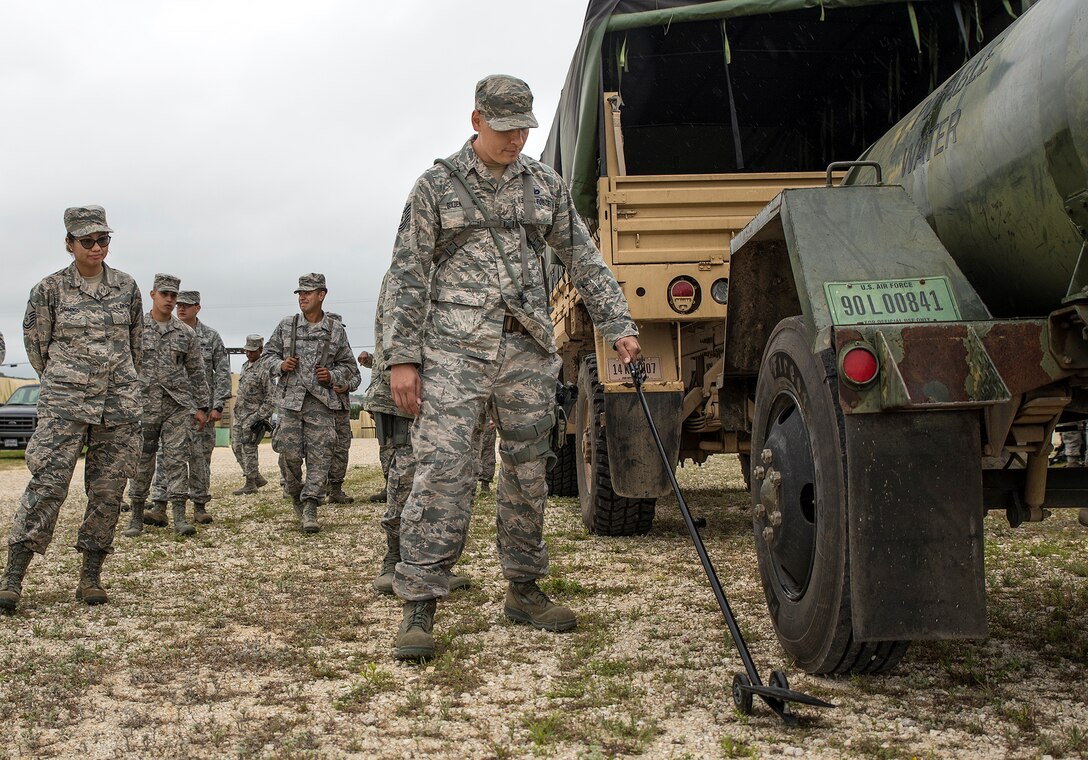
(721, 734), (756, 758)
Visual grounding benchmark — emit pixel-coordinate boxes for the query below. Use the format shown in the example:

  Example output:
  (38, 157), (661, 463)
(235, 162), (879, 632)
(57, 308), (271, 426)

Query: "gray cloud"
(1, 0), (587, 382)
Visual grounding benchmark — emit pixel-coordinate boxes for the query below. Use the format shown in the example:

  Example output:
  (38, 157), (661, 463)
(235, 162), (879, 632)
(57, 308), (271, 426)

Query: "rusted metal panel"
(976, 321), (1055, 395)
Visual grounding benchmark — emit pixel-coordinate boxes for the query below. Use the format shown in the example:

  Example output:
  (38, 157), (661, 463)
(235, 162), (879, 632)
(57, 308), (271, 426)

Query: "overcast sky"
(0, 1), (590, 382)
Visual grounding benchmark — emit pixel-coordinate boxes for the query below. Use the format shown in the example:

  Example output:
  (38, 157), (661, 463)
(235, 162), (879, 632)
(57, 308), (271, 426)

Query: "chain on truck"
(542, 0), (1085, 677)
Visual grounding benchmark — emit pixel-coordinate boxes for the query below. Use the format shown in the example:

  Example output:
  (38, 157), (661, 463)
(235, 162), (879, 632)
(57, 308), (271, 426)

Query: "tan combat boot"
(0, 543), (34, 612)
(394, 599), (437, 661)
(301, 499), (320, 534)
(504, 580), (577, 632)
(327, 486), (354, 504)
(448, 572), (471, 592)
(192, 503), (214, 525)
(254, 473), (269, 488)
(123, 502), (145, 537)
(232, 477), (258, 495)
(371, 535), (400, 595)
(75, 550), (109, 605)
(144, 501), (169, 527)
(172, 502), (197, 536)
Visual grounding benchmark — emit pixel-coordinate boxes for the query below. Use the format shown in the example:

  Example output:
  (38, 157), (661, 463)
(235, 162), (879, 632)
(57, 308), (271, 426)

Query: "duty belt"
(502, 313), (530, 336)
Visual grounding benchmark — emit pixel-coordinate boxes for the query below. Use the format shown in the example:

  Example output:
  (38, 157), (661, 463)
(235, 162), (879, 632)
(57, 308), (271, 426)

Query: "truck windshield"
(4, 386), (40, 405)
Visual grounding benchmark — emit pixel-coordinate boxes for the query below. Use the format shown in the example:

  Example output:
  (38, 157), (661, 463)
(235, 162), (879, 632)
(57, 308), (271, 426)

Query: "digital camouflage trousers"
(9, 416), (139, 554)
(393, 332), (561, 600)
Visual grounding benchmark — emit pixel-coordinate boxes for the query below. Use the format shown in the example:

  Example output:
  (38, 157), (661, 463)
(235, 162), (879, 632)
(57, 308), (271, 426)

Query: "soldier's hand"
(333, 384), (348, 394)
(315, 366), (332, 384)
(391, 363), (422, 417)
(357, 350), (373, 368)
(282, 356), (299, 373)
(209, 409), (222, 423)
(615, 335), (642, 365)
(194, 409), (208, 431)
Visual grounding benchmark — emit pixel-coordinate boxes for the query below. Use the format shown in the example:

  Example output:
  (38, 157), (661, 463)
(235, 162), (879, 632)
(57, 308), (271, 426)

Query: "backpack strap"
(433, 158), (530, 305)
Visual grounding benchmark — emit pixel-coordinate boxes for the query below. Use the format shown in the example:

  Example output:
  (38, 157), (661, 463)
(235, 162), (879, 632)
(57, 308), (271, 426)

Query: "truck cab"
(0, 384), (40, 451)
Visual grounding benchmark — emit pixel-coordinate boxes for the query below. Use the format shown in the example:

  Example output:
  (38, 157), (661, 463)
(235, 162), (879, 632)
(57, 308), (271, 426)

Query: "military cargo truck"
(543, 0), (1083, 674)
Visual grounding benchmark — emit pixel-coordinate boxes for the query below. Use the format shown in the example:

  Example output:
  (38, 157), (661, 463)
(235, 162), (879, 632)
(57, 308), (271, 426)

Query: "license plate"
(825, 277), (961, 325)
(607, 357), (662, 382)
(3, 439), (17, 448)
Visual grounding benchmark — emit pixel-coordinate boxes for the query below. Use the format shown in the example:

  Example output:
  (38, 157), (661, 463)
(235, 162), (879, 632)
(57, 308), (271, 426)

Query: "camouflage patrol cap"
(153, 273), (180, 294)
(294, 273), (327, 293)
(177, 290), (200, 305)
(475, 75), (538, 131)
(64, 205), (113, 238)
(244, 334), (264, 351)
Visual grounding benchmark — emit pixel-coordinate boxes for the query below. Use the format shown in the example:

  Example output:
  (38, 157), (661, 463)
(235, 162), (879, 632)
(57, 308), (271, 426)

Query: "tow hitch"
(630, 360), (835, 725)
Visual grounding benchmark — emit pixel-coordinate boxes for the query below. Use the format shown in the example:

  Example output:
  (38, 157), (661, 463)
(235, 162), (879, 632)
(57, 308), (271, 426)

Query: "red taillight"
(840, 344), (879, 386)
(667, 277), (700, 314)
(670, 280), (695, 299)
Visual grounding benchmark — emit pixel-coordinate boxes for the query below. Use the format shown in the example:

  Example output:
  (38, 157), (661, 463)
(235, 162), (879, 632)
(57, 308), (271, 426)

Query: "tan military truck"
(546, 96), (828, 535)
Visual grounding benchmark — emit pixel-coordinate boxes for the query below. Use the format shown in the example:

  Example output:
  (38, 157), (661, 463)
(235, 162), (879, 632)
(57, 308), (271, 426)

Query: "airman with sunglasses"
(1, 206), (143, 612)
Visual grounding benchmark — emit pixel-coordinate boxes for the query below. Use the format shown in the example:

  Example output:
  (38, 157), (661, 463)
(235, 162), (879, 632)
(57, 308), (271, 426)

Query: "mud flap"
(846, 411), (988, 641)
(605, 390), (682, 498)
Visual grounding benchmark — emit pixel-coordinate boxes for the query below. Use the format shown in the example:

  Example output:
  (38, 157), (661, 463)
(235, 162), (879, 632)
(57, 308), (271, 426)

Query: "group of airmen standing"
(1, 74), (644, 664)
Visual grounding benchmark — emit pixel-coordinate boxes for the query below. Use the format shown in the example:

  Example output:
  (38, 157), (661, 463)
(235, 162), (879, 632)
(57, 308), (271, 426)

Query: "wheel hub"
(755, 394), (817, 600)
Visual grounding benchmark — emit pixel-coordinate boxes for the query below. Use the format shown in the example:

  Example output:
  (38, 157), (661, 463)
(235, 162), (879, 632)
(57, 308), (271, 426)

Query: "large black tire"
(575, 356), (656, 535)
(546, 434), (578, 497)
(751, 318), (908, 675)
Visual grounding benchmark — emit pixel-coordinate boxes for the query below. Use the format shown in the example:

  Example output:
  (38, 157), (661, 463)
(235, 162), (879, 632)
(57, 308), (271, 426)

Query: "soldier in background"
(123, 274), (210, 538)
(476, 416), (496, 494)
(231, 334), (275, 495)
(325, 313), (361, 505)
(1, 206), (142, 611)
(263, 274), (360, 533)
(365, 272), (474, 595)
(357, 349), (392, 504)
(0, 330), (5, 365)
(385, 75), (641, 660)
(147, 290), (230, 524)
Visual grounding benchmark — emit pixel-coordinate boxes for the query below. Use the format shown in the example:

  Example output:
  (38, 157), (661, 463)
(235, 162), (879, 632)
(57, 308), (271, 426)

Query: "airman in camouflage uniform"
(231, 334), (275, 494)
(123, 274), (211, 538)
(385, 76), (641, 660)
(1, 206), (142, 612)
(148, 290), (231, 523)
(263, 274), (360, 533)
(325, 313), (361, 505)
(0, 331), (5, 365)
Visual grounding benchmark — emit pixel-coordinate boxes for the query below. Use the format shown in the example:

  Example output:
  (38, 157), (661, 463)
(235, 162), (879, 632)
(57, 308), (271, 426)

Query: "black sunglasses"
(75, 235), (111, 250)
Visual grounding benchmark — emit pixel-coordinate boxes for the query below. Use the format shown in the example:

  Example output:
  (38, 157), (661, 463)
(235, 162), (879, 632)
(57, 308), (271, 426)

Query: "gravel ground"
(0, 442), (1086, 759)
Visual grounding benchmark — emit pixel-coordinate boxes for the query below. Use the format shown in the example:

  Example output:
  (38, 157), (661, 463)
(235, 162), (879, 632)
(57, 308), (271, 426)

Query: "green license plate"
(825, 277), (961, 325)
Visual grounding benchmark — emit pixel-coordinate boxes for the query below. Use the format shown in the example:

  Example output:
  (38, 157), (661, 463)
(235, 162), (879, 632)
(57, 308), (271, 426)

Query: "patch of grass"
(332, 663), (396, 712)
(999, 702), (1037, 735)
(721, 735), (755, 758)
(523, 711), (564, 747)
(539, 576), (589, 596)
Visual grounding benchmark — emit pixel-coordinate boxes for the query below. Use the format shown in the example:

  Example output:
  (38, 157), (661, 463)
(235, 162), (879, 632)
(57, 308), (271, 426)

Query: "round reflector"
(711, 278), (729, 304)
(840, 345), (879, 386)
